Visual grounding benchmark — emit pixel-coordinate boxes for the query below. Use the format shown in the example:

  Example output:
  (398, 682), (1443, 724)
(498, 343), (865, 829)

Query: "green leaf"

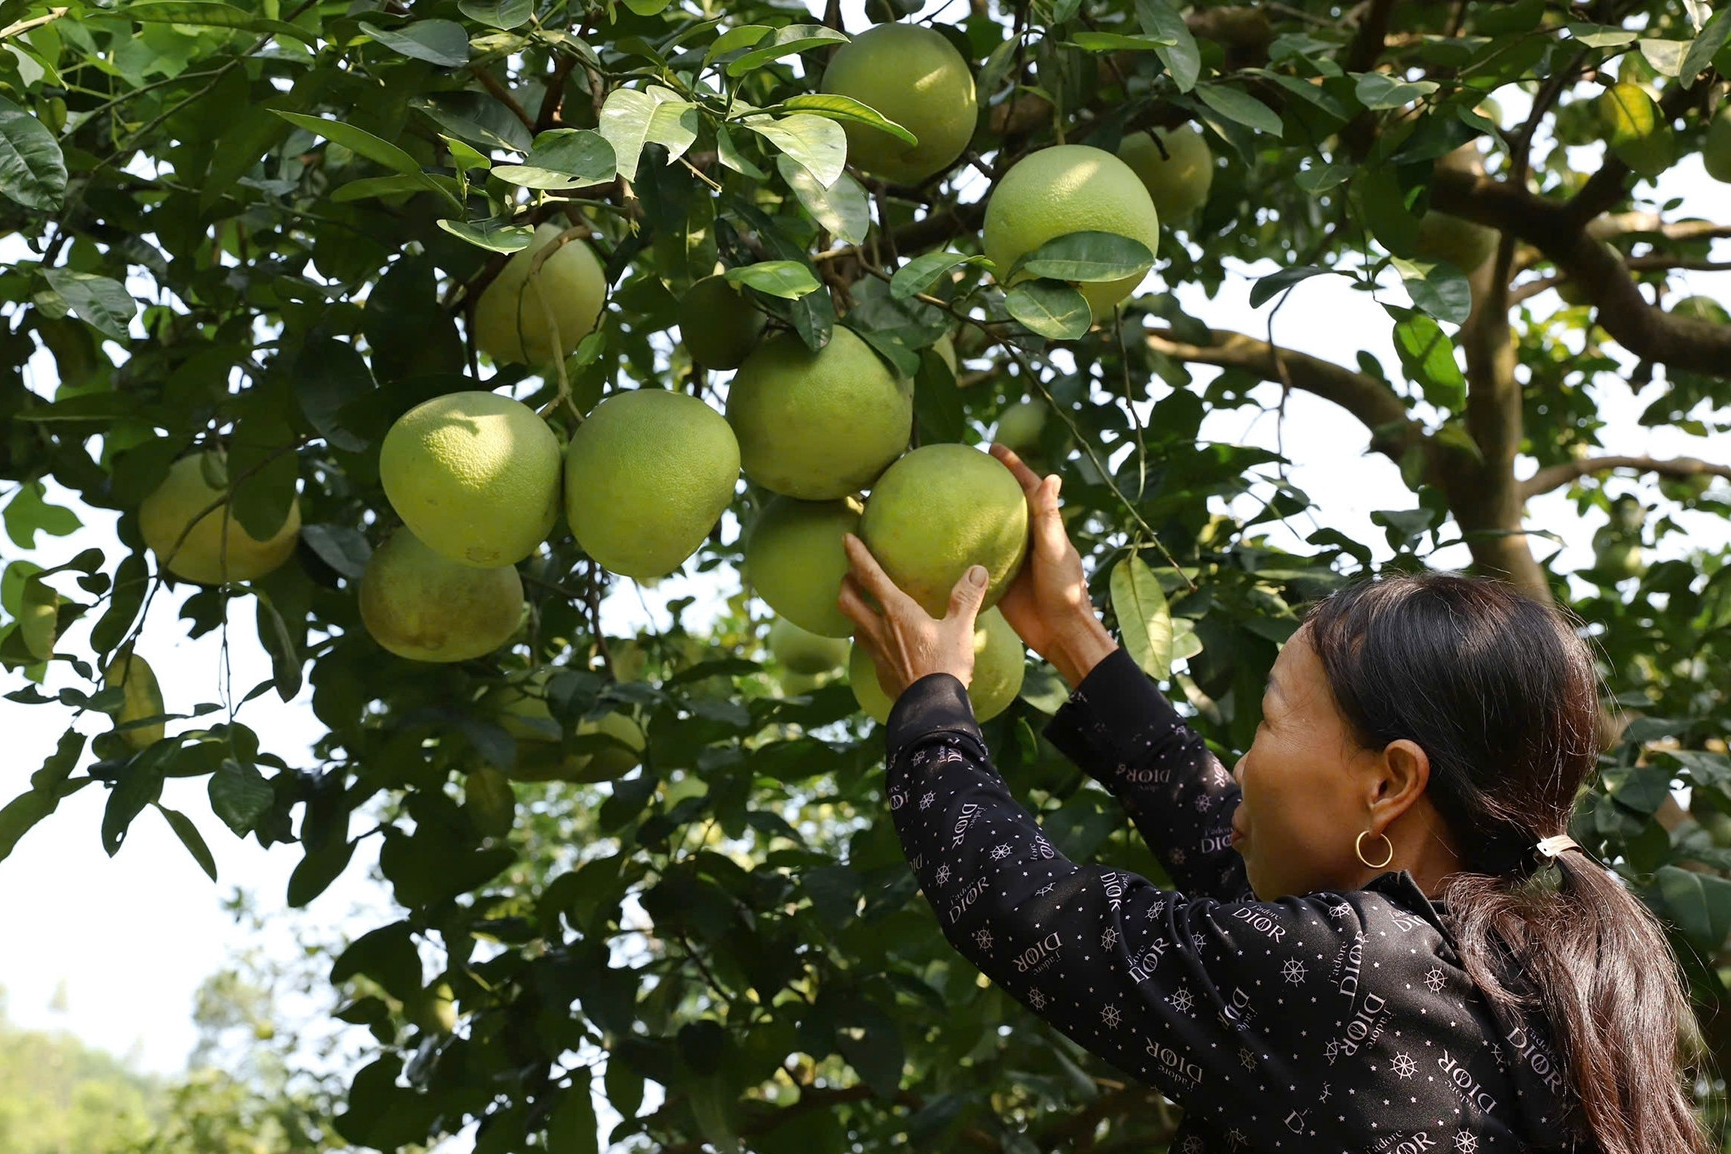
(288, 838), (356, 907)
(103, 758), (166, 856)
(1136, 0), (1200, 92)
(1064, 32), (1176, 52)
(705, 25), (772, 64)
(1249, 265), (1340, 308)
(1110, 553), (1173, 680)
(545, 1069), (600, 1154)
(273, 112), (422, 177)
(123, 2), (318, 46)
(1637, 39), (1691, 77)
(1392, 257), (1472, 325)
(1012, 231), (1153, 283)
(645, 99), (700, 164)
(0, 788), (56, 864)
(293, 335), (374, 452)
(1295, 161), (1351, 193)
(41, 269), (137, 341)
(715, 125), (768, 179)
(255, 590), (303, 701)
(778, 156), (870, 245)
(621, 0), (673, 14)
(19, 574), (58, 660)
(779, 93), (917, 146)
(1352, 72), (1439, 110)
(155, 804), (217, 881)
(4, 481), (81, 549)
(0, 95), (66, 211)
(209, 758), (276, 836)
(228, 417), (299, 542)
(742, 113), (846, 188)
(914, 346), (964, 444)
(331, 923), (423, 1001)
(1193, 83), (1283, 137)
(891, 250), (990, 300)
(358, 20), (472, 68)
(438, 218), (535, 252)
(492, 128), (616, 189)
(1564, 22), (1638, 48)
(1390, 308), (1466, 411)
(300, 524), (372, 580)
(459, 0), (534, 29)
(1354, 166), (1420, 256)
(1658, 865), (1731, 951)
(724, 24), (848, 76)
(597, 87), (687, 182)
(724, 261), (820, 299)
(1680, 7), (1731, 84)
(1005, 280), (1091, 339)
(332, 174), (446, 203)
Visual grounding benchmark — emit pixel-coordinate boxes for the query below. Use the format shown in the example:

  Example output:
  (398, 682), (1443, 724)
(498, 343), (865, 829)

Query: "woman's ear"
(1374, 738), (1432, 813)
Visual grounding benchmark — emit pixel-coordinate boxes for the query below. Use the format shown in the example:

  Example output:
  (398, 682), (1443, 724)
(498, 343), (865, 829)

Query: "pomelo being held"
(140, 452), (302, 585)
(359, 528), (524, 662)
(679, 274), (765, 370)
(859, 443), (1027, 617)
(820, 23), (978, 185)
(379, 391), (562, 568)
(1118, 125), (1213, 223)
(473, 222), (607, 367)
(849, 607), (1024, 724)
(983, 144), (1161, 321)
(769, 617), (850, 675)
(742, 495), (861, 637)
(104, 651), (165, 749)
(727, 327), (911, 500)
(564, 389), (740, 579)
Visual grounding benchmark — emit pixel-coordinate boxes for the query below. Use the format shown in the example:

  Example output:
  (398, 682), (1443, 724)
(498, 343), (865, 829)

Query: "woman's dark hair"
(1306, 573), (1711, 1154)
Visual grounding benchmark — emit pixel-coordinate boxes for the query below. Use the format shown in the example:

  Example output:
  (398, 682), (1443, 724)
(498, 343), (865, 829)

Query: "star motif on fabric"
(1226, 1127), (1248, 1150)
(1423, 966), (1447, 994)
(1191, 932), (1207, 949)
(1318, 1082), (1331, 1103)
(1101, 926), (1119, 949)
(934, 863), (951, 886)
(1489, 1043), (1507, 1069)
(1324, 1039), (1341, 1064)
(1167, 986), (1196, 1015)
(1028, 988), (1047, 1010)
(919, 791), (936, 810)
(1238, 1046), (1256, 1070)
(1328, 902), (1352, 919)
(1281, 957), (1308, 985)
(1036, 883), (1056, 897)
(973, 927), (993, 951)
(1392, 1052), (1418, 1079)
(1170, 848), (1187, 865)
(1180, 1137), (1206, 1154)
(1194, 794), (1211, 811)
(990, 843), (1012, 861)
(1453, 1132), (1479, 1154)
(1146, 898), (1166, 919)
(1101, 1004), (1123, 1029)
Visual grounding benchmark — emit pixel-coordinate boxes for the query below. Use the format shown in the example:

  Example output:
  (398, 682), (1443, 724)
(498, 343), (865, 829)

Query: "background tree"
(1, 0), (1730, 1150)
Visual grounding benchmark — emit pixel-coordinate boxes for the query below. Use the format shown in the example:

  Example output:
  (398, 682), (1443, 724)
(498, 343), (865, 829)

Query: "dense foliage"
(2, 0), (1730, 1148)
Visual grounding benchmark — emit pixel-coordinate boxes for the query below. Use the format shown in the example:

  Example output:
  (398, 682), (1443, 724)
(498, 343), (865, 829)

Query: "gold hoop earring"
(1355, 830), (1395, 870)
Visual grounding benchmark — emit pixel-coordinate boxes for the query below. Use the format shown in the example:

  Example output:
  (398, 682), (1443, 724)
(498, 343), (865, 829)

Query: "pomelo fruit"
(1706, 106), (1731, 184)
(359, 528), (524, 662)
(727, 327), (911, 500)
(488, 674), (647, 782)
(379, 390), (562, 568)
(464, 766), (516, 838)
(1118, 125), (1213, 223)
(564, 389), (740, 579)
(1672, 295), (1730, 324)
(821, 23), (978, 185)
(983, 144), (1161, 321)
(993, 399), (1048, 453)
(858, 443), (1028, 617)
(104, 651), (165, 749)
(769, 617), (850, 675)
(1592, 534), (1644, 582)
(679, 274), (765, 370)
(741, 495), (861, 637)
(473, 222), (607, 367)
(1597, 82), (1674, 178)
(1413, 211), (1497, 272)
(140, 452), (301, 585)
(849, 607), (1024, 723)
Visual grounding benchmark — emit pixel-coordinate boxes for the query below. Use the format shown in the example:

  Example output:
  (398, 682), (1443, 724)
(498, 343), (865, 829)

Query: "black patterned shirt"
(884, 647), (1580, 1153)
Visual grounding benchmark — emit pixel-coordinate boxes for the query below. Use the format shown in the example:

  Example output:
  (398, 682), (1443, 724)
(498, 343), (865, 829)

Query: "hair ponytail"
(1307, 574), (1713, 1154)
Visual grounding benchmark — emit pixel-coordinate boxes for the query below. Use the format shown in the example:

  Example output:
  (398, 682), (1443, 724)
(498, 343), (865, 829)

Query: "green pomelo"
(1593, 537), (1644, 581)
(139, 453), (302, 585)
(473, 222), (607, 367)
(820, 23), (978, 185)
(359, 528), (524, 662)
(1413, 211), (1497, 272)
(564, 389), (740, 579)
(742, 495), (861, 637)
(489, 676), (647, 782)
(769, 617), (850, 675)
(464, 766), (516, 838)
(993, 399), (1048, 453)
(983, 144), (1161, 321)
(1707, 107), (1731, 184)
(1597, 83), (1674, 178)
(379, 390), (562, 568)
(105, 651), (165, 750)
(679, 274), (765, 370)
(1118, 126), (1213, 223)
(848, 607), (1025, 724)
(728, 327), (911, 500)
(859, 443), (1028, 617)
(1672, 295), (1730, 325)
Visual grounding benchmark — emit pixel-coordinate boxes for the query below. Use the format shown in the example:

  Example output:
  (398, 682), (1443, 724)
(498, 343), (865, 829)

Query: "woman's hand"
(988, 443), (1118, 688)
(838, 533), (991, 701)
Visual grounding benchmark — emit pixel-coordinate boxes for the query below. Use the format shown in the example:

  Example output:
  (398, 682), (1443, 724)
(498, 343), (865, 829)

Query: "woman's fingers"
(842, 534), (921, 619)
(989, 442), (1043, 496)
(836, 574), (884, 642)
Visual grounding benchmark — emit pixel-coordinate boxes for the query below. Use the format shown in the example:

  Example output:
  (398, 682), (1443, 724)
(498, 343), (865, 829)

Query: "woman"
(838, 443), (1710, 1154)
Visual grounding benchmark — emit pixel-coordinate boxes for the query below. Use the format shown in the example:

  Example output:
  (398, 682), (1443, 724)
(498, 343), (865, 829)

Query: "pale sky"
(1, 13), (1727, 1152)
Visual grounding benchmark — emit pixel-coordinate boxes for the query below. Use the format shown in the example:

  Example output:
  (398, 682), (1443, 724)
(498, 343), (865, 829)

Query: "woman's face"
(1231, 627), (1386, 900)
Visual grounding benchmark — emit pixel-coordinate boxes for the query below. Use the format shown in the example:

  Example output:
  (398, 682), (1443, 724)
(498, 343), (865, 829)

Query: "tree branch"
(1521, 455), (1731, 499)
